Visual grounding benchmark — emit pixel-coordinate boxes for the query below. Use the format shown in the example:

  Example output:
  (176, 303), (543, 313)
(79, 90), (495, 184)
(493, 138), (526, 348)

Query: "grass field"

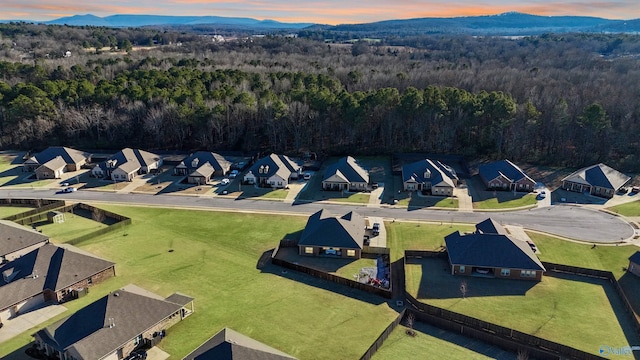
(0, 153), (21, 186)
(0, 206), (399, 360)
(396, 196), (458, 209)
(607, 201), (640, 216)
(472, 193), (537, 209)
(385, 222), (474, 261)
(34, 212), (109, 242)
(0, 206), (33, 218)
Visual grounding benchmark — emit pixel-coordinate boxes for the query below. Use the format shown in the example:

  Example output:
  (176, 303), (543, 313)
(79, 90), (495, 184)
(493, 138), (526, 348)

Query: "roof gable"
(298, 209), (365, 249)
(181, 152), (231, 173)
(105, 148), (161, 174)
(248, 154), (299, 179)
(0, 220), (49, 257)
(402, 159), (457, 188)
(475, 218), (508, 235)
(562, 163), (630, 190)
(323, 157), (369, 183)
(478, 159), (534, 184)
(31, 147), (91, 166)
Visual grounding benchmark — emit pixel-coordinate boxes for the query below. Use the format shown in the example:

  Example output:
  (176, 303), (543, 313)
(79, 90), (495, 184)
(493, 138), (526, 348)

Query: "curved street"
(0, 188), (634, 243)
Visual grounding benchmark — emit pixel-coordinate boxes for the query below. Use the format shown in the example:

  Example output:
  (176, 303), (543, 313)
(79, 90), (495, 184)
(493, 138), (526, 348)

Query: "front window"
(520, 270), (536, 277)
(459, 266), (465, 273)
(347, 249), (356, 257)
(133, 334), (143, 346)
(305, 247), (313, 254)
(501, 268), (510, 276)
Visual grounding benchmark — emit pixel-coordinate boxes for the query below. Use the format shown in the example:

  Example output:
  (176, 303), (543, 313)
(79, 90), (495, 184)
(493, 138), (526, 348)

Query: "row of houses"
(23, 147), (634, 198)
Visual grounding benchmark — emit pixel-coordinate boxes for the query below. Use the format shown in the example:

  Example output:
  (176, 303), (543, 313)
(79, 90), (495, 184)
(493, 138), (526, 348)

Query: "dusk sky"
(4, 0), (640, 25)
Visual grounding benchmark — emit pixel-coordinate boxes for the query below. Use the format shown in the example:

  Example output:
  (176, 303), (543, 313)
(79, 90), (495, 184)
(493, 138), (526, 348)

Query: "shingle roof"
(165, 293), (195, 306)
(402, 159), (457, 187)
(0, 244), (114, 310)
(445, 231), (545, 271)
(247, 154), (299, 180)
(182, 327), (297, 360)
(104, 148), (161, 174)
(323, 156), (369, 184)
(28, 147), (91, 166)
(36, 286), (189, 360)
(475, 218), (508, 235)
(478, 159), (535, 184)
(180, 152), (231, 175)
(0, 220), (49, 257)
(630, 251), (640, 265)
(38, 156), (68, 171)
(298, 209), (365, 249)
(190, 162), (215, 178)
(562, 163), (630, 190)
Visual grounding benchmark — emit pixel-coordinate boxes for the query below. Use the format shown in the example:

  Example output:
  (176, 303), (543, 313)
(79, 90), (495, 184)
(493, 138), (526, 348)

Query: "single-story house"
(23, 147), (92, 178)
(175, 152), (232, 184)
(402, 159), (458, 196)
(34, 284), (194, 360)
(244, 154), (301, 189)
(561, 163), (631, 198)
(0, 220), (50, 263)
(322, 156), (370, 191)
(182, 327), (297, 360)
(0, 244), (115, 327)
(444, 219), (545, 281)
(298, 209), (366, 259)
(478, 159), (535, 192)
(92, 148), (163, 182)
(628, 251), (640, 278)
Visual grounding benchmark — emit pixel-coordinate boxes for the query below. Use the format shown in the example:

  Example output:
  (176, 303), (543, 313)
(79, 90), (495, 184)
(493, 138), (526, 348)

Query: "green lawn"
(33, 212), (109, 242)
(607, 201), (640, 216)
(397, 196), (458, 209)
(259, 189), (289, 199)
(0, 206), (33, 218)
(328, 192), (370, 204)
(385, 222), (474, 261)
(0, 153), (21, 186)
(0, 206), (399, 360)
(473, 193), (537, 209)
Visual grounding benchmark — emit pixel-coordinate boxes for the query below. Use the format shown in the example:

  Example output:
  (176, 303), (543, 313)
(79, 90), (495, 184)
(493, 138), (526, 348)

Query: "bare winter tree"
(91, 207), (106, 223)
(460, 280), (468, 299)
(517, 349), (529, 360)
(405, 311), (416, 337)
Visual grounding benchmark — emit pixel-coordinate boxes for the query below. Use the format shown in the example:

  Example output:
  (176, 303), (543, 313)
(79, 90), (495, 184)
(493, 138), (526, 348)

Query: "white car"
(220, 178), (230, 185)
(229, 170), (239, 179)
(303, 173), (311, 180)
(63, 187), (76, 193)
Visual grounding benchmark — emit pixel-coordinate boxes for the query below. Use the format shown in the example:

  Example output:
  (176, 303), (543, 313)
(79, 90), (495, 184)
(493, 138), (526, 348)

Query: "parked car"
(303, 173), (311, 180)
(60, 182), (69, 187)
(632, 187), (640, 194)
(372, 223), (380, 235)
(537, 190), (546, 199)
(229, 170), (239, 179)
(220, 178), (230, 185)
(125, 349), (147, 360)
(63, 187), (76, 193)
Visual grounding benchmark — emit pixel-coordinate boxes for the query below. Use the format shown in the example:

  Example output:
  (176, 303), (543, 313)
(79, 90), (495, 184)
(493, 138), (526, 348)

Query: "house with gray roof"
(402, 159), (458, 196)
(322, 156), (370, 192)
(34, 285), (194, 360)
(183, 327), (297, 360)
(628, 251), (640, 278)
(23, 147), (92, 179)
(92, 148), (163, 182)
(561, 163), (631, 198)
(0, 220), (49, 263)
(445, 219), (545, 281)
(244, 154), (301, 189)
(175, 151), (232, 184)
(0, 244), (115, 327)
(478, 159), (535, 192)
(298, 209), (366, 258)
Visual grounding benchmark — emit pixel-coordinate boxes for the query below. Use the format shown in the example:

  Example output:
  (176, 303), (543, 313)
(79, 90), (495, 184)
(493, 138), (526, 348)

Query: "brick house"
(183, 327), (297, 360)
(322, 156), (370, 192)
(34, 285), (194, 360)
(23, 147), (92, 179)
(445, 219), (545, 281)
(175, 151), (232, 184)
(0, 220), (50, 263)
(0, 244), (115, 327)
(402, 159), (458, 196)
(298, 209), (366, 259)
(478, 159), (535, 192)
(244, 154), (301, 189)
(92, 148), (163, 182)
(561, 163), (631, 198)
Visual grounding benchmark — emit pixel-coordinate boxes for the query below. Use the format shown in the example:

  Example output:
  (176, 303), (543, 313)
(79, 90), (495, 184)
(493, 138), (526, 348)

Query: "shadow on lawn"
(412, 257), (537, 299)
(2, 343), (32, 360)
(467, 175), (533, 204)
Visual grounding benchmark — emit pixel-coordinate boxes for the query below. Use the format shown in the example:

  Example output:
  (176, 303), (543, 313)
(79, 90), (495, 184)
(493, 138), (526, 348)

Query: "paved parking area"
(366, 216), (387, 248)
(0, 303), (67, 343)
(146, 346), (170, 360)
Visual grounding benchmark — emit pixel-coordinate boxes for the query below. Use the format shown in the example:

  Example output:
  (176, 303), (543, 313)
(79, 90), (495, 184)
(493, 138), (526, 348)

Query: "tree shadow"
(550, 188), (608, 205)
(2, 343), (34, 360)
(618, 272), (640, 315)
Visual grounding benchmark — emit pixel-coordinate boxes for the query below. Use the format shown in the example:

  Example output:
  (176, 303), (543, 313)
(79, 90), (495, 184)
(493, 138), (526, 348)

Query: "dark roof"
(445, 231), (545, 271)
(27, 146), (91, 166)
(475, 218), (508, 235)
(246, 154), (299, 180)
(179, 151), (231, 175)
(36, 286), (189, 360)
(0, 220), (49, 257)
(630, 251), (640, 265)
(298, 209), (365, 249)
(38, 156), (67, 171)
(0, 244), (114, 310)
(103, 148), (161, 174)
(478, 159), (534, 184)
(165, 293), (195, 306)
(402, 159), (457, 187)
(323, 156), (369, 183)
(562, 163), (630, 190)
(182, 327), (297, 360)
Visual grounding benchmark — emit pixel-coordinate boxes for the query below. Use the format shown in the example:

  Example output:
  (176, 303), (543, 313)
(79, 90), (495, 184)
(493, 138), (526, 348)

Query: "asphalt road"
(0, 188), (633, 243)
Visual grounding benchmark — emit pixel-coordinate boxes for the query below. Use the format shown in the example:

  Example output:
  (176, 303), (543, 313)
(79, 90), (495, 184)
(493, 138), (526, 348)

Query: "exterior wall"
(514, 178), (535, 192)
(267, 175), (288, 188)
(111, 168), (135, 182)
(14, 294), (47, 315)
(347, 182), (368, 191)
(141, 159), (163, 174)
(323, 180), (347, 191)
(53, 266), (116, 303)
(4, 241), (48, 261)
(298, 246), (360, 258)
(485, 176), (510, 190)
(403, 181), (421, 191)
(591, 186), (614, 198)
(629, 261), (640, 277)
(188, 175), (209, 184)
(120, 310), (184, 358)
(244, 172), (256, 184)
(452, 264), (542, 281)
(432, 185), (453, 196)
(563, 181), (591, 194)
(35, 166), (64, 179)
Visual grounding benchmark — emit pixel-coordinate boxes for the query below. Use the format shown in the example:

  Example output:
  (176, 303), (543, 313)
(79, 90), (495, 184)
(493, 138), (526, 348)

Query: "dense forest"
(1, 23), (640, 170)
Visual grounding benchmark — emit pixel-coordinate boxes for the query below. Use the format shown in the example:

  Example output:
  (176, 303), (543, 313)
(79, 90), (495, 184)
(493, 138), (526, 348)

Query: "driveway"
(0, 303), (67, 343)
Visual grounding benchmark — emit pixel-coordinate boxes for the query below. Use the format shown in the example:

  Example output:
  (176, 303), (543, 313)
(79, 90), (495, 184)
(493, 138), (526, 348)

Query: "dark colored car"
(125, 350), (147, 360)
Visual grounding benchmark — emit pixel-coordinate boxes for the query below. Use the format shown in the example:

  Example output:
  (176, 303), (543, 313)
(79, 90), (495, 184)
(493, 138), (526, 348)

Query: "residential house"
(175, 152), (232, 184)
(561, 163), (631, 198)
(244, 154), (300, 189)
(478, 159), (535, 192)
(92, 148), (163, 182)
(182, 327), (297, 360)
(0, 220), (49, 263)
(402, 159), (458, 196)
(298, 209), (366, 258)
(23, 147), (92, 179)
(322, 156), (370, 192)
(444, 219), (546, 281)
(33, 284), (194, 360)
(628, 251), (640, 278)
(0, 244), (115, 327)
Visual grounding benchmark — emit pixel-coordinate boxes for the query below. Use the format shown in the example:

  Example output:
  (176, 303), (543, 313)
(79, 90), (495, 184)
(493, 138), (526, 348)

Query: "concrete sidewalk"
(0, 303), (67, 343)
(367, 183), (384, 208)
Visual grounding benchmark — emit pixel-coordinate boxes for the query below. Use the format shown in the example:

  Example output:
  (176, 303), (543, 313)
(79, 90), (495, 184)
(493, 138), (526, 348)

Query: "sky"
(4, 0), (640, 25)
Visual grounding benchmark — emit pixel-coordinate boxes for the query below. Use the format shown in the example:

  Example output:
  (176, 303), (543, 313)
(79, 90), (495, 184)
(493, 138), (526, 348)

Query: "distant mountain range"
(2, 12), (640, 35)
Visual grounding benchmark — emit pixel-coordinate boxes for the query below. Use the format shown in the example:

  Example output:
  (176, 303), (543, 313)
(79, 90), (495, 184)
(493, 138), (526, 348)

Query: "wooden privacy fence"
(1, 199), (66, 221)
(359, 309), (406, 360)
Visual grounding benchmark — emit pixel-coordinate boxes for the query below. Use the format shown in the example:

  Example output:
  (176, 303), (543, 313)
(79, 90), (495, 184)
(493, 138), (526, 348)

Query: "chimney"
(424, 169), (431, 179)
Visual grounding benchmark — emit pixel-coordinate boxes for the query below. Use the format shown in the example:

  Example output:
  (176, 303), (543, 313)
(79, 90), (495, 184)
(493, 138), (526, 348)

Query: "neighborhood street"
(0, 188), (633, 243)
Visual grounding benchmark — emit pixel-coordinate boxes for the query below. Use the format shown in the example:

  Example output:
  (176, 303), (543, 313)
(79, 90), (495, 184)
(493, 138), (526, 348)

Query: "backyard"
(0, 206), (399, 360)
